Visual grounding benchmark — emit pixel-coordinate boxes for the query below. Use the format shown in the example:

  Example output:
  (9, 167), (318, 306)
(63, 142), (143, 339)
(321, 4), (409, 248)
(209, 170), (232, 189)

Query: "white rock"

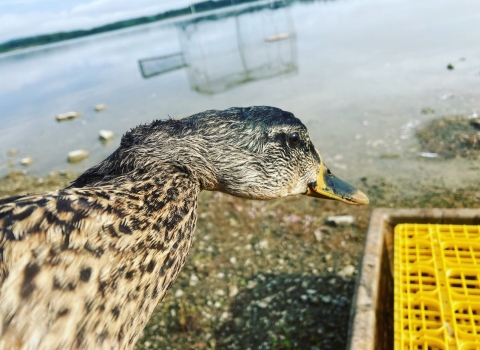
(246, 280), (257, 289)
(94, 103), (107, 112)
(338, 264), (356, 278)
(313, 229), (323, 242)
(326, 215), (355, 226)
(256, 240), (269, 249)
(67, 149), (89, 163)
(189, 274), (199, 286)
(175, 289), (184, 298)
(99, 130), (114, 142)
(216, 272), (225, 279)
(20, 156), (33, 166)
(257, 301), (268, 308)
(215, 289), (225, 297)
(56, 111), (80, 121)
(229, 285), (239, 298)
(306, 289), (317, 295)
(220, 311), (230, 321)
(229, 257), (237, 264)
(419, 152), (438, 158)
(214, 301), (221, 308)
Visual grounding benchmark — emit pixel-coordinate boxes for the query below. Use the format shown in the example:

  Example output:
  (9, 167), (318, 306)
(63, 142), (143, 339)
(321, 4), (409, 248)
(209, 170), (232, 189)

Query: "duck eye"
(288, 132), (300, 147)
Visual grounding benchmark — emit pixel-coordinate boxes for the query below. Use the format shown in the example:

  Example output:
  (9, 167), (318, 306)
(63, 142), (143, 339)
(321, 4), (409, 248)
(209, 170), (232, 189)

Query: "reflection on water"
(1, 0), (480, 190)
(139, 2), (297, 94)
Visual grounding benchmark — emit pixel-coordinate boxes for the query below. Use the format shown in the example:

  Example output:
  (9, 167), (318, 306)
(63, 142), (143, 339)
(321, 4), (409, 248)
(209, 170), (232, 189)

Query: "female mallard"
(0, 106), (367, 349)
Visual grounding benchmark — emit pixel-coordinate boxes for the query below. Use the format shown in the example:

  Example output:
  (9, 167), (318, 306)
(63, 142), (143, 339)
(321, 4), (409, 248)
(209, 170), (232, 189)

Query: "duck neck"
(69, 165), (201, 347)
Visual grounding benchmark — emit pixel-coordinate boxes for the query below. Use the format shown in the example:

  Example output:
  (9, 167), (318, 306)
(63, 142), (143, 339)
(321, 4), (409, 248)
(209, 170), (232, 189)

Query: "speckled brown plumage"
(0, 106), (368, 349)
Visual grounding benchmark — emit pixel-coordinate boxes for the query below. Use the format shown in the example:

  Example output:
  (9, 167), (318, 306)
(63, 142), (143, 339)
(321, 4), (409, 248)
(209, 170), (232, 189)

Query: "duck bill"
(305, 162), (369, 205)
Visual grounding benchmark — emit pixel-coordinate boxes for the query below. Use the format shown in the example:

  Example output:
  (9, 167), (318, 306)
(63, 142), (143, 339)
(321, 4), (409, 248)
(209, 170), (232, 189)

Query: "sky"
(0, 0), (193, 43)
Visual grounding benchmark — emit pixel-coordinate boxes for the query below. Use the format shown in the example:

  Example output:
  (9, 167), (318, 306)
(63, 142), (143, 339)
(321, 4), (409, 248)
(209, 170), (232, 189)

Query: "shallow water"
(1, 0), (479, 191)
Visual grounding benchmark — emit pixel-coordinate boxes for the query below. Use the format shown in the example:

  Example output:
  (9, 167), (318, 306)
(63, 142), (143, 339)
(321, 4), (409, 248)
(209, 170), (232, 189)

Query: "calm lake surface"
(1, 0), (479, 190)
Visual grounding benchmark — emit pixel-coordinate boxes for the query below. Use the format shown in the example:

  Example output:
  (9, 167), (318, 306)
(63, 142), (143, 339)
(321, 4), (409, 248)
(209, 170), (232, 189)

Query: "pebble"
(214, 301), (221, 308)
(7, 149), (19, 156)
(56, 111), (80, 122)
(321, 295), (332, 303)
(175, 289), (184, 298)
(313, 229), (323, 242)
(338, 264), (356, 278)
(67, 150), (89, 163)
(325, 215), (355, 226)
(229, 257), (237, 264)
(447, 63), (455, 70)
(246, 280), (257, 289)
(189, 274), (199, 286)
(94, 104), (107, 112)
(215, 289), (225, 296)
(99, 130), (114, 142)
(229, 285), (239, 298)
(419, 152), (438, 158)
(216, 272), (225, 279)
(20, 156), (33, 166)
(421, 107), (435, 114)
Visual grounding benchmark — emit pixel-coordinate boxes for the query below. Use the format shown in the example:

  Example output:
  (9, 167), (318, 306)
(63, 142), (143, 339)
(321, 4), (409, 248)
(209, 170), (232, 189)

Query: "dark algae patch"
(1, 171), (479, 349)
(416, 116), (480, 158)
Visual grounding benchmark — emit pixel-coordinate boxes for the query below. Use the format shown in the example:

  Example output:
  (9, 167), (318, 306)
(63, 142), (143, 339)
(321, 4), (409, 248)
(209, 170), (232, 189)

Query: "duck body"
(0, 106), (368, 349)
(0, 169), (199, 349)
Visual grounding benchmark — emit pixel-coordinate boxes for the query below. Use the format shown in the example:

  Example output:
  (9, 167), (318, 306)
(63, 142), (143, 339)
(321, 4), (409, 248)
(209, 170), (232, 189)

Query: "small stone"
(229, 285), (239, 298)
(229, 257), (237, 264)
(67, 150), (89, 163)
(326, 215), (355, 226)
(421, 107), (435, 115)
(257, 301), (268, 308)
(215, 289), (225, 296)
(7, 149), (19, 156)
(338, 264), (356, 278)
(306, 289), (317, 295)
(56, 111), (80, 122)
(98, 130), (114, 142)
(175, 289), (184, 298)
(216, 272), (225, 279)
(20, 156), (33, 166)
(419, 152), (438, 158)
(256, 240), (268, 249)
(313, 229), (323, 242)
(380, 153), (400, 159)
(246, 280), (257, 289)
(447, 63), (455, 70)
(189, 274), (199, 286)
(220, 312), (229, 321)
(214, 301), (221, 308)
(94, 104), (107, 112)
(300, 295), (308, 301)
(229, 218), (239, 227)
(321, 295), (332, 303)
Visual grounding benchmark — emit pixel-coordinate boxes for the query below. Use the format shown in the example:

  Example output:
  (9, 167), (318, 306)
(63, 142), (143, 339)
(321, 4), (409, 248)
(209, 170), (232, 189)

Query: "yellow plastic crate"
(394, 224), (480, 350)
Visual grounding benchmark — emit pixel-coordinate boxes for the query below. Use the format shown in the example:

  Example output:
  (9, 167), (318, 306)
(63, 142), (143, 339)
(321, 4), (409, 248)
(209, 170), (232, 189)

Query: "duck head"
(154, 106), (368, 204)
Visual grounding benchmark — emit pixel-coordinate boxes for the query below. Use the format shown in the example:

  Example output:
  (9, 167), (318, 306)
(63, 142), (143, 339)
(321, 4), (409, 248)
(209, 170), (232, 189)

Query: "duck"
(0, 106), (368, 349)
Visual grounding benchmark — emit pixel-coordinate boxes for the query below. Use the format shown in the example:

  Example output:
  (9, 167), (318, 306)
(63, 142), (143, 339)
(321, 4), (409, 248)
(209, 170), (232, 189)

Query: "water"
(1, 0), (479, 189)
